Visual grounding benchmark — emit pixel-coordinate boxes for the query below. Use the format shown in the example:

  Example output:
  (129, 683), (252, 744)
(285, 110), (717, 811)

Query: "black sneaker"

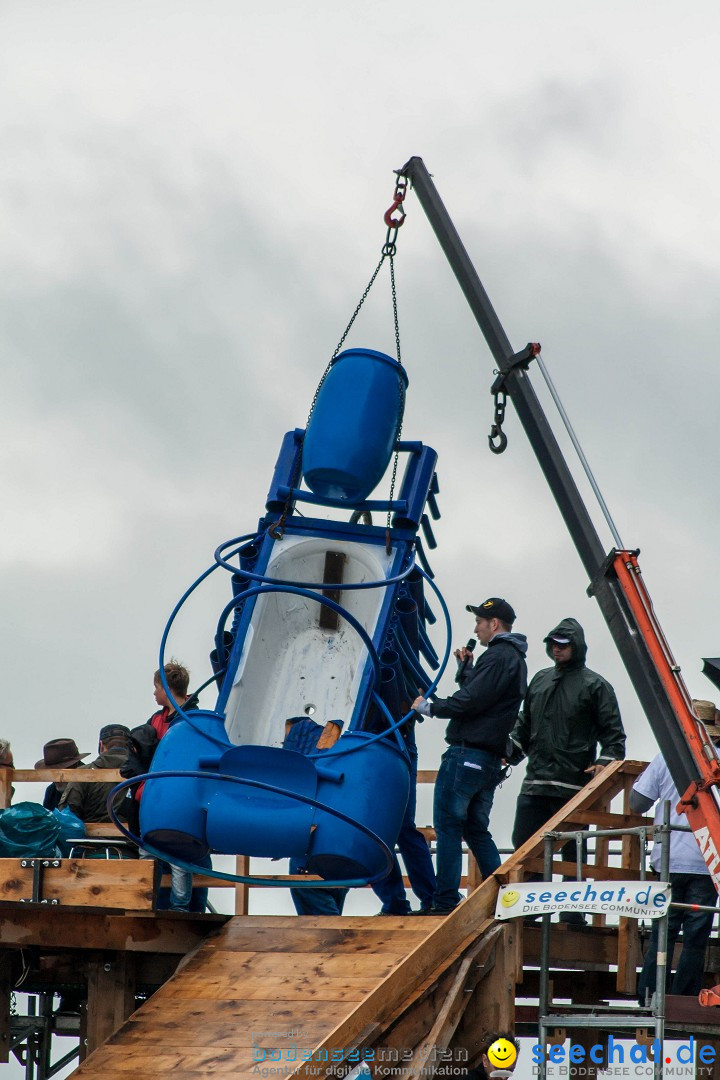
(416, 906), (455, 916)
(559, 912), (587, 927)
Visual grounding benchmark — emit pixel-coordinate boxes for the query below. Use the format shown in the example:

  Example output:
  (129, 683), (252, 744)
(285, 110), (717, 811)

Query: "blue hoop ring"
(108, 770), (394, 889)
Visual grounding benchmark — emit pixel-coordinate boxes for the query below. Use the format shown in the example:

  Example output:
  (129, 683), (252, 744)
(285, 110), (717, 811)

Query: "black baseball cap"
(466, 597), (516, 625)
(545, 634), (571, 645)
(99, 724), (131, 743)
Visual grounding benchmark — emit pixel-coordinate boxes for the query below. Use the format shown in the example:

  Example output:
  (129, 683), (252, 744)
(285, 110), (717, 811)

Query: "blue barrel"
(140, 710), (231, 861)
(303, 348), (408, 503)
(306, 732), (410, 880)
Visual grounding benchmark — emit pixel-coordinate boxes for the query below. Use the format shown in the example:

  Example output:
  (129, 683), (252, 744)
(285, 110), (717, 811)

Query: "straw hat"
(692, 699), (720, 739)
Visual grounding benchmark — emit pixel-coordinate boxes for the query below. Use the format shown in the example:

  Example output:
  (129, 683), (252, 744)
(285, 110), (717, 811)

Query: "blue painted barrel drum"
(302, 348), (408, 503)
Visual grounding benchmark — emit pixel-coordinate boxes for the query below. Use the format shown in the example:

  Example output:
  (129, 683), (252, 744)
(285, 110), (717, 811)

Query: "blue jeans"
(433, 746), (502, 911)
(372, 749), (436, 914)
(140, 847), (210, 912)
(637, 873), (717, 1002)
(289, 858), (347, 915)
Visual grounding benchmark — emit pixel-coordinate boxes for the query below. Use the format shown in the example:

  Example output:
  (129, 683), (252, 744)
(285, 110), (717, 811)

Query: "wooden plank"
(234, 855), (249, 915)
(168, 977), (371, 1002)
(201, 925), (427, 954)
(455, 923), (515, 1064)
(283, 762), (632, 1079)
(0, 953), (9, 1062)
(13, 768), (124, 783)
(522, 858), (633, 880)
(77, 1046), (257, 1073)
(92, 1023), (318, 1050)
(171, 950), (405, 979)
(563, 809), (651, 828)
(66, 761), (649, 1080)
(134, 998), (334, 1023)
(407, 932), (497, 1080)
(522, 922), (619, 967)
(86, 953), (137, 1055)
(0, 858), (155, 909)
(466, 853), (482, 893)
(590, 793), (610, 928)
(0, 769), (12, 811)
(616, 826), (643, 993)
(319, 550), (346, 631)
(85, 823), (123, 837)
(0, 907), (226, 952)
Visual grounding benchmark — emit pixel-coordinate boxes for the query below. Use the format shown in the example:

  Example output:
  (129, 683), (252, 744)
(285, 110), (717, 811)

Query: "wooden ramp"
(74, 916), (435, 1078)
(68, 762), (687, 1079)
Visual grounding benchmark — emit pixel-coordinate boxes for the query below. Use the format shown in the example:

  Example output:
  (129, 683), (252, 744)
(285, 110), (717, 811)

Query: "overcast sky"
(2, 1), (720, 929)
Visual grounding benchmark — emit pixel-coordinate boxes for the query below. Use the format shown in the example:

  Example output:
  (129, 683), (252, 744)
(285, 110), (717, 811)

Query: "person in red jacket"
(149, 661), (193, 737)
(139, 661), (206, 910)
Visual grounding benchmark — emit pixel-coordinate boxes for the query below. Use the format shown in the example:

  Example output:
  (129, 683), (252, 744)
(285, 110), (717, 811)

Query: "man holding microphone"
(412, 597), (527, 915)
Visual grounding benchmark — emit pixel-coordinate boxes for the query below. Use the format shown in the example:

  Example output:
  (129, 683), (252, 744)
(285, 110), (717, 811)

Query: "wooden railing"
(0, 765), (452, 913)
(0, 763), (651, 923)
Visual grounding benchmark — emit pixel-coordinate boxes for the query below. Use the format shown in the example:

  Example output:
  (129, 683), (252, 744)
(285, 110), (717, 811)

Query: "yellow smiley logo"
(500, 889), (520, 908)
(487, 1039), (517, 1070)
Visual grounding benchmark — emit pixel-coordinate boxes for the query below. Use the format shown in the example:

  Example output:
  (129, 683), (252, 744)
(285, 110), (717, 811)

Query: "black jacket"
(430, 632), (528, 755)
(508, 617), (625, 797)
(59, 749), (129, 824)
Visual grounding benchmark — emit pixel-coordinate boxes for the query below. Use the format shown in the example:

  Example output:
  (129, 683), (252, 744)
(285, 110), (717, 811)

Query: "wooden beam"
(405, 933), (494, 1080)
(0, 858), (156, 909)
(563, 809), (651, 829)
(590, 794), (610, 928)
(0, 907), (226, 953)
(0, 953), (9, 1063)
(455, 924), (515, 1063)
(616, 820), (643, 994)
(234, 855), (250, 915)
(285, 761), (635, 1080)
(86, 953), (137, 1054)
(522, 859), (631, 881)
(522, 922), (618, 968)
(12, 768), (124, 784)
(466, 853), (482, 894)
(0, 769), (12, 810)
(84, 823), (123, 837)
(319, 551), (346, 631)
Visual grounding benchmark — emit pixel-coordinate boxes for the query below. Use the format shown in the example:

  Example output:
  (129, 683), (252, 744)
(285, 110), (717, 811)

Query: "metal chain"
(385, 252), (405, 548)
(270, 178), (407, 540)
(269, 251), (391, 540)
(489, 375), (508, 454)
(311, 250), (389, 424)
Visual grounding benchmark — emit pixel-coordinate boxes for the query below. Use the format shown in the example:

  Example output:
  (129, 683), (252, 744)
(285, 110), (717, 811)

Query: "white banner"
(495, 880), (671, 920)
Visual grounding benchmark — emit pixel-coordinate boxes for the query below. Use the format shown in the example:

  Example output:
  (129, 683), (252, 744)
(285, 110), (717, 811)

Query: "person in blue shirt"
(631, 724), (718, 1003)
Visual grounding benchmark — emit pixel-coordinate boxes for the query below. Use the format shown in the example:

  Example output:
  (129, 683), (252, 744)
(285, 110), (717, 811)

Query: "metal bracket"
(19, 859), (61, 904)
(489, 343), (540, 453)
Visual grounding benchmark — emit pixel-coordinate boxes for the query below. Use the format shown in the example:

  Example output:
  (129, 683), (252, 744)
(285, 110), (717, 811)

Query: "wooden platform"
(4, 761), (720, 1080)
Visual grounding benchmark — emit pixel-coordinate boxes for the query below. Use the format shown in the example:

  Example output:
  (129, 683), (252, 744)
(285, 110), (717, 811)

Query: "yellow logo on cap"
(487, 1039), (517, 1069)
(483, 601), (494, 608)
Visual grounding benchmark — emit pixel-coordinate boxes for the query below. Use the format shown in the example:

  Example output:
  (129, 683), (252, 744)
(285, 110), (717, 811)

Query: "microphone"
(455, 638), (476, 683)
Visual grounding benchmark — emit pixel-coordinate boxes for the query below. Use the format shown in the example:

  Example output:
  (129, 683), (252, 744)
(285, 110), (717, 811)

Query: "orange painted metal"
(612, 551), (720, 889)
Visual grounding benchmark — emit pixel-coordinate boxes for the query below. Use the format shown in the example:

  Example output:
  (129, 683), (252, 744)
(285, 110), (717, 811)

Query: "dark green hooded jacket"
(508, 618), (625, 798)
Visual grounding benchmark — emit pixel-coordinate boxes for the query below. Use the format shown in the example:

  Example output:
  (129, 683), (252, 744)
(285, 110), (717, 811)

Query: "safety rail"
(0, 763), (650, 918)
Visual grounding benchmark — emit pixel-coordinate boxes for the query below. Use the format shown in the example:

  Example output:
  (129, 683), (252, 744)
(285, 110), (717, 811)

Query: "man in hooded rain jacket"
(508, 617), (625, 920)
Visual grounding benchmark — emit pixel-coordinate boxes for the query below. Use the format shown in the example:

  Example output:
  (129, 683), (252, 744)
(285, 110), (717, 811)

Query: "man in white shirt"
(630, 753), (717, 1003)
